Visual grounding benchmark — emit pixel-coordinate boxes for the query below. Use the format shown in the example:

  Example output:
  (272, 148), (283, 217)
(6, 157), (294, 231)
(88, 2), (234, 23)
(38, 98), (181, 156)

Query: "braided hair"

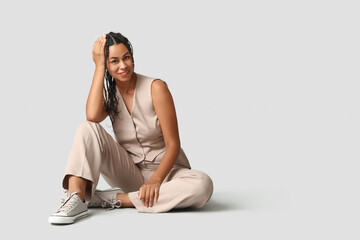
(104, 32), (135, 124)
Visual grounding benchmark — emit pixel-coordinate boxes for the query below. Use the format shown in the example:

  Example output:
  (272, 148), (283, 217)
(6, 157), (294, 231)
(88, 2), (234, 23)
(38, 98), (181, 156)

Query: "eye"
(111, 60), (118, 64)
(124, 55), (130, 60)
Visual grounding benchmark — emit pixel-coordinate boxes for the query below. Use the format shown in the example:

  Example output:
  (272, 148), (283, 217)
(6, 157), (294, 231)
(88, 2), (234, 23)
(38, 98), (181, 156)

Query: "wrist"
(95, 64), (105, 70)
(149, 176), (162, 185)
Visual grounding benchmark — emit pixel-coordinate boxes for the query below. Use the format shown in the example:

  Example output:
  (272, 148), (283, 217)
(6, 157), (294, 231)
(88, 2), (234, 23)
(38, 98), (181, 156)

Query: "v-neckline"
(116, 74), (138, 117)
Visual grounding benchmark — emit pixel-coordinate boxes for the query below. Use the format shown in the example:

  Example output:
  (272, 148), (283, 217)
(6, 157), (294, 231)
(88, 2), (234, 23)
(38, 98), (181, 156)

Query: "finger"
(96, 35), (103, 43)
(149, 189), (154, 207)
(100, 37), (106, 48)
(93, 38), (99, 48)
(145, 188), (150, 207)
(154, 187), (159, 202)
(141, 189), (147, 206)
(94, 37), (101, 45)
(93, 39), (101, 51)
(140, 187), (147, 205)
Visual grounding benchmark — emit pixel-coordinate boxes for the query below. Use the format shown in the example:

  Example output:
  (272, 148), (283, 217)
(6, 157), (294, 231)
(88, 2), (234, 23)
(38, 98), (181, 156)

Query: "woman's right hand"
(92, 34), (106, 67)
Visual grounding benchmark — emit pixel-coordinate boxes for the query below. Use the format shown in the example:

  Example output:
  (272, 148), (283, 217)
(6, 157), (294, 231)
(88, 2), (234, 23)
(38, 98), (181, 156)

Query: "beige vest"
(112, 73), (191, 168)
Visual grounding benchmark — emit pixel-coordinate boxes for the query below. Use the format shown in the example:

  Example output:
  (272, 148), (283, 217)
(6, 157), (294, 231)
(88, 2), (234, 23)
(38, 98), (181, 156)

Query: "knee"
(189, 171), (214, 207)
(75, 120), (101, 136)
(78, 120), (101, 130)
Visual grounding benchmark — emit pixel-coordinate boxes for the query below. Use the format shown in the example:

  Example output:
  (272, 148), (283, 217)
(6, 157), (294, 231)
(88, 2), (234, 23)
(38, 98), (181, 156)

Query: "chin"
(116, 76), (131, 83)
(121, 72), (134, 79)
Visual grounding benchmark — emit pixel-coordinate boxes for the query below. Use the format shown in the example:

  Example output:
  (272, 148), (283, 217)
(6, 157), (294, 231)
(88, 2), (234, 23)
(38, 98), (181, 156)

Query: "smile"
(119, 71), (129, 76)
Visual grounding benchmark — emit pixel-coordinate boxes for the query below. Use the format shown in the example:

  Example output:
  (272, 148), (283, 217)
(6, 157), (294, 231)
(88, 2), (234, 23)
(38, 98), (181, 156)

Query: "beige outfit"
(62, 73), (213, 213)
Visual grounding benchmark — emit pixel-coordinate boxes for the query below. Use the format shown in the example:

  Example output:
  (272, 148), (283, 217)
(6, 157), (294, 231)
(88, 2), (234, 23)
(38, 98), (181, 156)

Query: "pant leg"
(62, 121), (144, 201)
(128, 167), (214, 213)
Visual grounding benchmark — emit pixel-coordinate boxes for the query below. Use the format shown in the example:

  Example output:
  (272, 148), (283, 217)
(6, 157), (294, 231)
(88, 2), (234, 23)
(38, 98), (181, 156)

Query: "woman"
(49, 32), (213, 224)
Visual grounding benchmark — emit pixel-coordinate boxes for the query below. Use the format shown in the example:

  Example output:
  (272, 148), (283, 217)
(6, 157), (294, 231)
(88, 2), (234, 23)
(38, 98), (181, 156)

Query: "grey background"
(0, 0), (359, 239)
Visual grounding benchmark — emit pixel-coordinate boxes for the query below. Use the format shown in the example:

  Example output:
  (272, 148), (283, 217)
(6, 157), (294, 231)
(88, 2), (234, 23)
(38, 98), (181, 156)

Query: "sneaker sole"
(48, 210), (88, 225)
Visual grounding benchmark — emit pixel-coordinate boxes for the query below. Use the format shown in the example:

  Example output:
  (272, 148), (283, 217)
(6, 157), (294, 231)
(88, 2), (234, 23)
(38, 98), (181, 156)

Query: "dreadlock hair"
(104, 32), (135, 124)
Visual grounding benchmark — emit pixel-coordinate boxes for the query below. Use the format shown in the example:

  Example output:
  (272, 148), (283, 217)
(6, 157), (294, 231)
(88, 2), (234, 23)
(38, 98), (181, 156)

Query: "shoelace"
(60, 190), (71, 204)
(97, 194), (122, 211)
(57, 191), (80, 213)
(63, 190), (122, 210)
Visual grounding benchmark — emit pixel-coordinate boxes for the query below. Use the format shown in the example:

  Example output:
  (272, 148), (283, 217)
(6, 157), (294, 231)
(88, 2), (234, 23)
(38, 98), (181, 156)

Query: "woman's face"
(106, 43), (134, 82)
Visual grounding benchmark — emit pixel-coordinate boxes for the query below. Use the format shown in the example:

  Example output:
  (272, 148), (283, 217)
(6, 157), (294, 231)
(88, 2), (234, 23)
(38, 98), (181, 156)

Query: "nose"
(119, 60), (127, 70)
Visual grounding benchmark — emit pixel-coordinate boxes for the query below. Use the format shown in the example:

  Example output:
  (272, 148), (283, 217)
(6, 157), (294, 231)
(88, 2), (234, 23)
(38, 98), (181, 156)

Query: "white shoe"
(87, 188), (124, 209)
(49, 192), (88, 224)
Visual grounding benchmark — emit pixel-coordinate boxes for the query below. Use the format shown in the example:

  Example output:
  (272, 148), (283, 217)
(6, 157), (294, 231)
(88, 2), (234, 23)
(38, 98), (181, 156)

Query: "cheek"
(127, 60), (134, 69)
(108, 64), (119, 74)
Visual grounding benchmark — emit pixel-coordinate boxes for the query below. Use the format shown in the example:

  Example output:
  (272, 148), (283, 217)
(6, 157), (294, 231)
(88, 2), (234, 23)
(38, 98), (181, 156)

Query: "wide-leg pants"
(62, 121), (214, 213)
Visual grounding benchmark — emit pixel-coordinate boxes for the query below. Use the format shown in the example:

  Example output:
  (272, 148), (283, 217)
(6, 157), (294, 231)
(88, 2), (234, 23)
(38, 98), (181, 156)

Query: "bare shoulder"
(151, 79), (170, 97)
(151, 79), (168, 90)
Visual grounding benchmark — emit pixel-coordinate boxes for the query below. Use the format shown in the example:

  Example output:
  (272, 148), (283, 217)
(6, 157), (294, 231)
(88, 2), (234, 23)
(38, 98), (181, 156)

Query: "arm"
(86, 34), (108, 123)
(86, 66), (108, 122)
(138, 79), (181, 207)
(149, 79), (180, 183)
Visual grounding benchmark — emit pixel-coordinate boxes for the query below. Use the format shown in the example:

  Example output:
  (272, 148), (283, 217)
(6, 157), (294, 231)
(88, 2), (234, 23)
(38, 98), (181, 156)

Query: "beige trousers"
(62, 121), (213, 213)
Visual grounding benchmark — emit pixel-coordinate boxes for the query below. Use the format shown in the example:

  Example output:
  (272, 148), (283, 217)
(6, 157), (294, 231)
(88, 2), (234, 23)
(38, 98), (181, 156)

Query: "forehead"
(108, 43), (129, 57)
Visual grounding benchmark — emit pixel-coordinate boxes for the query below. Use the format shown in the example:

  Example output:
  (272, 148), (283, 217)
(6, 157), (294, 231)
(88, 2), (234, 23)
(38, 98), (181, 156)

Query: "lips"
(119, 71), (129, 76)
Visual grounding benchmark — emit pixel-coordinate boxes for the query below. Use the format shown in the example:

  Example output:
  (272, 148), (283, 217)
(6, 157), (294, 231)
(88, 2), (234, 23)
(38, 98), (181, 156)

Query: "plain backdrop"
(0, 0), (359, 239)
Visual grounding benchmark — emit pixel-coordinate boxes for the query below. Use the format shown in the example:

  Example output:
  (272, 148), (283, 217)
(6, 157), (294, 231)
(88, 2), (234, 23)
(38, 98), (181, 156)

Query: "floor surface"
(15, 183), (357, 240)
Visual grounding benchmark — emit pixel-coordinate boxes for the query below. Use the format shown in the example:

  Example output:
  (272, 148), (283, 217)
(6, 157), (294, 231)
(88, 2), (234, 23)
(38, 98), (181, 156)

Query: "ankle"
(76, 193), (85, 203)
(116, 193), (134, 207)
(68, 190), (85, 202)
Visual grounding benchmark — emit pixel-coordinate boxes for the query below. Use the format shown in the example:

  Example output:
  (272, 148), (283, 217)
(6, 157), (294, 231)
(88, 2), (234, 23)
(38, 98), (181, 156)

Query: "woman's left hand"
(138, 181), (161, 207)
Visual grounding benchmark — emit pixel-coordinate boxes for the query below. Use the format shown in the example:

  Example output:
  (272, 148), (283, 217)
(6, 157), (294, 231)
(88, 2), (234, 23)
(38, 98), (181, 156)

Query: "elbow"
(86, 106), (103, 123)
(86, 107), (95, 122)
(86, 113), (100, 123)
(86, 118), (99, 123)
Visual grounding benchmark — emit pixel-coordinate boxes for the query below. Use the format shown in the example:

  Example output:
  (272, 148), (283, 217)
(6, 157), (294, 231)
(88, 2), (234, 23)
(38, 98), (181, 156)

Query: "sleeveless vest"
(112, 72), (191, 168)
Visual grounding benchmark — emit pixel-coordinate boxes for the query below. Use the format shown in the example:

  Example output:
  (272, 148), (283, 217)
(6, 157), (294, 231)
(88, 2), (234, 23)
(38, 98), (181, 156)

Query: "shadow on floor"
(169, 187), (289, 213)
(87, 188), (288, 215)
(169, 191), (244, 213)
(169, 200), (237, 213)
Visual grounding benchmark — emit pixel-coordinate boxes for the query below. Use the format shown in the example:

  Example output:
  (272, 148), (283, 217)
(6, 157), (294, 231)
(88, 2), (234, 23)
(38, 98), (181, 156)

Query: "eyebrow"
(110, 52), (130, 60)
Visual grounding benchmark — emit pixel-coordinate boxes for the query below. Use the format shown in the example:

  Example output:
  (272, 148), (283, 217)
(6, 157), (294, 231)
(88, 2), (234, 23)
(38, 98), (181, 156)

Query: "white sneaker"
(49, 192), (88, 224)
(87, 188), (124, 209)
